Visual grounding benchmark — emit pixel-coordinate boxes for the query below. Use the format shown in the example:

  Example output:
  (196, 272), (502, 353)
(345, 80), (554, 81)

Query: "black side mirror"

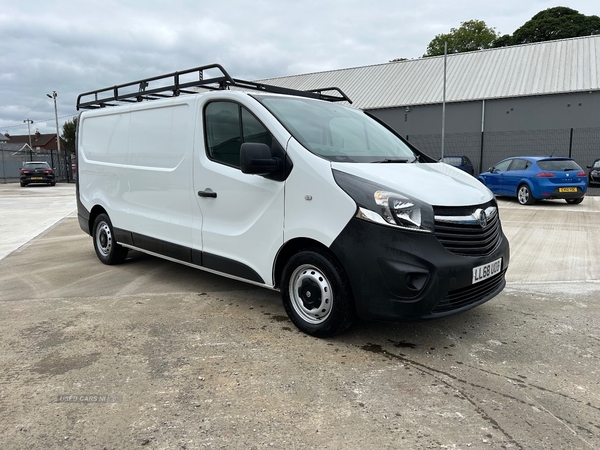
(240, 143), (281, 175)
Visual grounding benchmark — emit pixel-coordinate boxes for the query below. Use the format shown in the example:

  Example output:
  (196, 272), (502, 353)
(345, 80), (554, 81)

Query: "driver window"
(205, 102), (242, 167)
(205, 102), (275, 168)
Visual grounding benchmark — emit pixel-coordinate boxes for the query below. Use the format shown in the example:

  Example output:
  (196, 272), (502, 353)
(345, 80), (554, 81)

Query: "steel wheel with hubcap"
(92, 213), (128, 265)
(281, 249), (355, 337)
(517, 184), (535, 205)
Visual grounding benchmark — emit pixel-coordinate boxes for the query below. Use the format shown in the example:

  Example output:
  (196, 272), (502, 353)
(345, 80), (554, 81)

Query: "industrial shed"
(260, 35), (600, 174)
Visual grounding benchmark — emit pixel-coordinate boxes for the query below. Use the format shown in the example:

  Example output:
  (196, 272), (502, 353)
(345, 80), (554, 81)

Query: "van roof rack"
(76, 63), (352, 110)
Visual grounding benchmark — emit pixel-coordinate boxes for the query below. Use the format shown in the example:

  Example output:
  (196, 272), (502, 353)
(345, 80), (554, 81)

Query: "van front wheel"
(92, 213), (128, 265)
(281, 249), (355, 337)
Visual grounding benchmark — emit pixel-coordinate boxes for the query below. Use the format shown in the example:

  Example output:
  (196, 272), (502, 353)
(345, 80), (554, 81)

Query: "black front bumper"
(329, 217), (510, 321)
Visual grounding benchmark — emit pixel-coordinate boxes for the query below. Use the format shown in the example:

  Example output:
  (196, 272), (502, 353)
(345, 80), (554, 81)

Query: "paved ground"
(0, 183), (76, 260)
(1, 183), (599, 449)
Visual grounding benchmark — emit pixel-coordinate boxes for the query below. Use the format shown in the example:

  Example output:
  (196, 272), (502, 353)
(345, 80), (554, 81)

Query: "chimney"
(35, 129), (41, 140)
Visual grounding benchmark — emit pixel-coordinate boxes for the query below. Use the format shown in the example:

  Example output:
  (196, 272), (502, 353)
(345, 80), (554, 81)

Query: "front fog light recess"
(374, 191), (422, 228)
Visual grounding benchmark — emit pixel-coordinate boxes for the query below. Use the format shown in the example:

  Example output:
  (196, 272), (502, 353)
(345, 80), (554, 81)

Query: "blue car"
(478, 156), (587, 205)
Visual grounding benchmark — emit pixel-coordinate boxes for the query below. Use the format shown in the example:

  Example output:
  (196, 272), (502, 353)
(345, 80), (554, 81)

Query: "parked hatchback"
(441, 155), (474, 175)
(478, 156), (586, 205)
(20, 161), (56, 187)
(587, 159), (600, 186)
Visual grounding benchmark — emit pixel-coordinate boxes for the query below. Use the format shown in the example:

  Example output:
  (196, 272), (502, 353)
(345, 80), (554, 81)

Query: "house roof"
(258, 35), (600, 110)
(5, 133), (58, 148)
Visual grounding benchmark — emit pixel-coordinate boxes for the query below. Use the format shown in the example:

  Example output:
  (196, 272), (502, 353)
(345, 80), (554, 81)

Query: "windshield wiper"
(371, 158), (410, 163)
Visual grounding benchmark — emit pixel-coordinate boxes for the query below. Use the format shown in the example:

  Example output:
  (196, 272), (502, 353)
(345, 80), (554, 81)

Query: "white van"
(76, 64), (509, 337)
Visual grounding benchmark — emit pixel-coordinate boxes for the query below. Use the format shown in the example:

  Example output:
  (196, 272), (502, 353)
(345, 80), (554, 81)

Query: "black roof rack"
(76, 63), (352, 110)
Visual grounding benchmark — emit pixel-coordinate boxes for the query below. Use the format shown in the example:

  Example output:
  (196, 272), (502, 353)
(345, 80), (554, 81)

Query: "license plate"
(472, 258), (502, 284)
(31, 177), (43, 180)
(559, 187), (578, 193)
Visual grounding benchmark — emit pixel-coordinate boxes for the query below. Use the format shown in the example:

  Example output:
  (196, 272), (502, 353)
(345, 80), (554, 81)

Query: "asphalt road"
(1, 183), (599, 449)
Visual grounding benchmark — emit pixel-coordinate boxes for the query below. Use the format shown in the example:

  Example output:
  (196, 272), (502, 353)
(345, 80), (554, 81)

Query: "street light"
(46, 91), (61, 153)
(46, 91), (67, 181)
(23, 119), (33, 161)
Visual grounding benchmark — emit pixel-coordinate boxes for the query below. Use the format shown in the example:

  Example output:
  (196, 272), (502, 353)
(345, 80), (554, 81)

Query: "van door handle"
(198, 189), (217, 198)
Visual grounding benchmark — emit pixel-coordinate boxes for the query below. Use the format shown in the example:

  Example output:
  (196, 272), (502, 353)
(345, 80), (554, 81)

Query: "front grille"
(434, 203), (502, 257)
(432, 269), (506, 314)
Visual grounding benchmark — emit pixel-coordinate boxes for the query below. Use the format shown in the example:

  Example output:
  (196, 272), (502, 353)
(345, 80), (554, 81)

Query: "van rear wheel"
(281, 249), (355, 337)
(92, 213), (128, 265)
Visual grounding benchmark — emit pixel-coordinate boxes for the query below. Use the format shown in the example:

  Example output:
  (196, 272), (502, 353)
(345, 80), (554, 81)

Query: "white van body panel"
(193, 152), (285, 285)
(283, 139), (356, 245)
(331, 161), (493, 206)
(79, 99), (198, 250)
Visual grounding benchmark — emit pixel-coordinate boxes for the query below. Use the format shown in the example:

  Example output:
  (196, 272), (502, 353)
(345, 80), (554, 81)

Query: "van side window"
(205, 102), (242, 167)
(242, 108), (272, 147)
(205, 102), (273, 168)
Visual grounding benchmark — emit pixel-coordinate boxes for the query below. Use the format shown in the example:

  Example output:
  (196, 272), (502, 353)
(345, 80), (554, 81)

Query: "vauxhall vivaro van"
(76, 64), (510, 337)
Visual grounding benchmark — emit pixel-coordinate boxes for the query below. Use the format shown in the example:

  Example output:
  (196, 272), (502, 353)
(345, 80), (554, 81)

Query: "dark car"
(20, 161), (56, 187)
(478, 156), (587, 205)
(441, 155), (474, 175)
(587, 159), (600, 186)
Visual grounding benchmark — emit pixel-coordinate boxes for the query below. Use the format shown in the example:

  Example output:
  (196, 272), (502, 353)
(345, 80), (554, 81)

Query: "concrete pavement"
(0, 183), (76, 260)
(1, 182), (599, 449)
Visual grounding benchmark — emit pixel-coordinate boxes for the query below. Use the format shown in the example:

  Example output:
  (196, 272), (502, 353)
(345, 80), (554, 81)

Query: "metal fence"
(407, 127), (600, 176)
(1, 148), (75, 184)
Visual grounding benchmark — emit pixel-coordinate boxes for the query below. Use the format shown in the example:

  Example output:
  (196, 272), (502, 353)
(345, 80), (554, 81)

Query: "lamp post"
(46, 91), (61, 153)
(23, 119), (34, 161)
(46, 91), (66, 181)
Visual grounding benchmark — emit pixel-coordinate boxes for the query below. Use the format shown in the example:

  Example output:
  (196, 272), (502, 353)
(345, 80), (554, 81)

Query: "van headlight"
(374, 191), (422, 228)
(333, 170), (434, 233)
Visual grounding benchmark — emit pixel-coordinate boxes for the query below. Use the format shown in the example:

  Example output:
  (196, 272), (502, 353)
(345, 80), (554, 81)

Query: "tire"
(92, 213), (128, 265)
(50, 182), (56, 186)
(281, 249), (356, 337)
(566, 198), (584, 204)
(517, 184), (535, 205)
(20, 182), (26, 187)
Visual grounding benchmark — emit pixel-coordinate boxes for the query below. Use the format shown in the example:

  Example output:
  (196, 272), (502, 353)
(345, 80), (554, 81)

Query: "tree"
(510, 7), (600, 45)
(490, 34), (513, 48)
(424, 20), (499, 57)
(62, 117), (77, 150)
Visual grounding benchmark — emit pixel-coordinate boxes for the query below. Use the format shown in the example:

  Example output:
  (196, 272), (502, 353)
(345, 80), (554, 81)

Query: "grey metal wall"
(368, 91), (600, 175)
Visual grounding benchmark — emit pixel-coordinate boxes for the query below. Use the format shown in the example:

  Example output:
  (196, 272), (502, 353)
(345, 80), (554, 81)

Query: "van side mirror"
(240, 143), (281, 175)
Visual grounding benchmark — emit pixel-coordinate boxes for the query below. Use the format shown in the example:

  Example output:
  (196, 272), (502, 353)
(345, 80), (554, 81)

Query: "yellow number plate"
(559, 187), (578, 193)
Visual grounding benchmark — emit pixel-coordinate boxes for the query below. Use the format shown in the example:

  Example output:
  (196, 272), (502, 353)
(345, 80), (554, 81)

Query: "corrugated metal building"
(260, 35), (600, 173)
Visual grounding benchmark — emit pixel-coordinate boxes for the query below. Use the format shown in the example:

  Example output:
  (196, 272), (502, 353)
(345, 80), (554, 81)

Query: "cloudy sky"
(1, 0), (598, 137)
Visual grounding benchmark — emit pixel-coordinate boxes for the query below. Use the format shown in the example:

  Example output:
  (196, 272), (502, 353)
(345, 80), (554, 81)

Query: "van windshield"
(254, 95), (417, 163)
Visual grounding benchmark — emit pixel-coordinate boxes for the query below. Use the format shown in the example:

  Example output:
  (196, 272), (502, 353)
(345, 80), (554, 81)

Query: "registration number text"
(472, 258), (502, 284)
